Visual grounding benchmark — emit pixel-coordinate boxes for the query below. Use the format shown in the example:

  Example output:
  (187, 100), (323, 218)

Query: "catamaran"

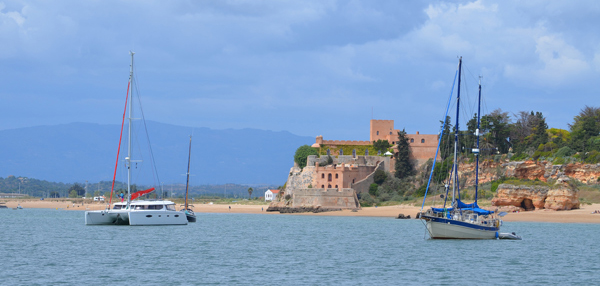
(419, 57), (502, 239)
(85, 52), (187, 226)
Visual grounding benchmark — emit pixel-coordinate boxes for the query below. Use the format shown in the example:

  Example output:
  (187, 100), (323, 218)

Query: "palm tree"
(247, 187), (253, 199)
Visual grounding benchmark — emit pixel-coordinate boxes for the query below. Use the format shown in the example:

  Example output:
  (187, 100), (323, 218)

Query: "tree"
(247, 187), (253, 199)
(373, 139), (390, 154)
(439, 116), (453, 160)
(68, 183), (85, 197)
(373, 170), (387, 185)
(394, 129), (415, 179)
(294, 145), (319, 169)
(68, 190), (78, 198)
(570, 106), (600, 152)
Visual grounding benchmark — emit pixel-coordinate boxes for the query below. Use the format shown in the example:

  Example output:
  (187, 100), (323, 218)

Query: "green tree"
(247, 187), (253, 199)
(294, 145), (319, 169)
(68, 190), (78, 198)
(530, 112), (549, 148)
(373, 139), (390, 154)
(373, 169), (387, 185)
(440, 116), (453, 160)
(394, 129), (415, 179)
(68, 183), (85, 197)
(570, 106), (600, 152)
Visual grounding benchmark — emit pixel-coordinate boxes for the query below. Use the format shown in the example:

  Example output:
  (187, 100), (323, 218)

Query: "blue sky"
(1, 0), (599, 140)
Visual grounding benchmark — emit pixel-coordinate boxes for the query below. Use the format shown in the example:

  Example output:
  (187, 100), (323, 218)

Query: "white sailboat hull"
(85, 209), (129, 225)
(85, 208), (187, 225)
(425, 218), (498, 239)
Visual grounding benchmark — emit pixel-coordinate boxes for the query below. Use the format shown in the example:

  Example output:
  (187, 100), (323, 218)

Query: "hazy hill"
(0, 122), (312, 185)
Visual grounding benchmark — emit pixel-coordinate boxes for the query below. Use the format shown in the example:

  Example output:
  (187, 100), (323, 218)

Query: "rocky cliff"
(491, 183), (580, 211)
(459, 160), (600, 185)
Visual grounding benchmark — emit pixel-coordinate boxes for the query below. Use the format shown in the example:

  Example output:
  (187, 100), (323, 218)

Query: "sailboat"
(419, 57), (502, 239)
(85, 52), (187, 226)
(182, 135), (197, 222)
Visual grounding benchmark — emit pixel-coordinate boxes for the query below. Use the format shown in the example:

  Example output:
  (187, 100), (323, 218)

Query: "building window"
(421, 139), (425, 143)
(335, 174), (338, 179)
(339, 149), (343, 155)
(327, 149), (330, 156)
(365, 149), (369, 156)
(335, 185), (338, 188)
(389, 132), (392, 135)
(321, 185), (324, 188)
(328, 184), (331, 188)
(410, 138), (414, 143)
(377, 131), (379, 135)
(352, 149), (356, 158)
(321, 174), (324, 179)
(328, 174), (332, 182)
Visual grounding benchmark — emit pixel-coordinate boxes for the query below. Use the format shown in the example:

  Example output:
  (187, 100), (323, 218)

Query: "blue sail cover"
(431, 200), (494, 215)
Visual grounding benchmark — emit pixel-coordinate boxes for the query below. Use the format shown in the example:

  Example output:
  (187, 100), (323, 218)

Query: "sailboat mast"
(127, 51), (135, 204)
(475, 77), (482, 204)
(185, 135), (192, 209)
(452, 57), (462, 204)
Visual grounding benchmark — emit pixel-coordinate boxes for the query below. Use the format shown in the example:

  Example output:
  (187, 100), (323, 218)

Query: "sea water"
(1, 208), (598, 285)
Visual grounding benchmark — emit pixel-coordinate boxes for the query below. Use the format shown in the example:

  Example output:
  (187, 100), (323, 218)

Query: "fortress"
(268, 120), (440, 213)
(312, 119), (440, 167)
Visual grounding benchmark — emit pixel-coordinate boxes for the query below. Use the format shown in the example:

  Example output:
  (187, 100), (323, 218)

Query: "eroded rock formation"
(492, 183), (580, 211)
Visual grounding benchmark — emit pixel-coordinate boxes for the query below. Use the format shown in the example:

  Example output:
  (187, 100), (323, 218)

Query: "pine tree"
(394, 129), (415, 179)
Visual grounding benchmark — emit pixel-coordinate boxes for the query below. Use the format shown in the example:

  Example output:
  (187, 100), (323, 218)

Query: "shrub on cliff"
(373, 170), (387, 185)
(294, 145), (319, 169)
(555, 146), (575, 158)
(369, 183), (379, 196)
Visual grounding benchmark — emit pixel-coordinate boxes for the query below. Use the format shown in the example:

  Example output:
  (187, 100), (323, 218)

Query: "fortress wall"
(292, 188), (360, 209)
(351, 161), (386, 195)
(370, 120), (395, 142)
(321, 140), (371, 146)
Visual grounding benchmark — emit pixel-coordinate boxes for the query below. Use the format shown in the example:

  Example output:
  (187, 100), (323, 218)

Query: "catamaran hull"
(424, 217), (498, 239)
(85, 210), (187, 225)
(85, 210), (129, 225)
(128, 210), (187, 225)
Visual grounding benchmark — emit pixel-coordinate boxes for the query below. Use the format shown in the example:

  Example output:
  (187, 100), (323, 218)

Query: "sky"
(1, 0), (600, 141)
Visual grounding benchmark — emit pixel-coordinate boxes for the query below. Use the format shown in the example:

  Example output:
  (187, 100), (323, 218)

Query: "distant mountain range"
(0, 122), (313, 185)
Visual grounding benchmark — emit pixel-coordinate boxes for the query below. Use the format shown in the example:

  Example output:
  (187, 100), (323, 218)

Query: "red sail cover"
(131, 188), (155, 200)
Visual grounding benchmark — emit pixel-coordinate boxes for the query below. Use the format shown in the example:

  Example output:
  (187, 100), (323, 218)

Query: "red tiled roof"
(269, 189), (280, 194)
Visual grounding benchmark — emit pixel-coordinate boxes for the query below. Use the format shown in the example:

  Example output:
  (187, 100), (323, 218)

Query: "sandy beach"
(3, 199), (600, 223)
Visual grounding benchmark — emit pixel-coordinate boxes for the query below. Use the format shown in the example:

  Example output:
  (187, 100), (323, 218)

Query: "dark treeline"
(0, 175), (275, 199)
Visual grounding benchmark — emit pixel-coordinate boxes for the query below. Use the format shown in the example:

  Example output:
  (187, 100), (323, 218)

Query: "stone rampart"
(351, 161), (385, 195)
(291, 188), (360, 209)
(322, 140), (372, 146)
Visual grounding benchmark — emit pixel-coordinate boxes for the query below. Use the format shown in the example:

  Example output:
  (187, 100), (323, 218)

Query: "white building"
(264, 189), (280, 201)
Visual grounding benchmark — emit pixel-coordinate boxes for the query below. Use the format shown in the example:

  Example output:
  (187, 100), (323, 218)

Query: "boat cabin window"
(113, 205), (123, 210)
(166, 205), (176, 211)
(147, 205), (163, 210)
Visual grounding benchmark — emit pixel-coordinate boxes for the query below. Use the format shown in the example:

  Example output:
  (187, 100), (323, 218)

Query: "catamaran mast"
(452, 57), (462, 204)
(127, 51), (134, 206)
(185, 135), (192, 209)
(474, 76), (482, 204)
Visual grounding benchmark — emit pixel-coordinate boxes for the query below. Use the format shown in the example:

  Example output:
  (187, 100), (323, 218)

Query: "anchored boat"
(419, 57), (503, 239)
(85, 52), (187, 226)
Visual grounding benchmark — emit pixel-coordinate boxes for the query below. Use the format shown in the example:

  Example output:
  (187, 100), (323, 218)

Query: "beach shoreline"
(3, 200), (600, 223)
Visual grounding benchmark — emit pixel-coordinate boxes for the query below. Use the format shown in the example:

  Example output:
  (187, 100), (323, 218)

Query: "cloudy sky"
(1, 0), (599, 140)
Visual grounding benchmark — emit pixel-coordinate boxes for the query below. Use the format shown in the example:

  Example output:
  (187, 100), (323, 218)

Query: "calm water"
(1, 209), (598, 285)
